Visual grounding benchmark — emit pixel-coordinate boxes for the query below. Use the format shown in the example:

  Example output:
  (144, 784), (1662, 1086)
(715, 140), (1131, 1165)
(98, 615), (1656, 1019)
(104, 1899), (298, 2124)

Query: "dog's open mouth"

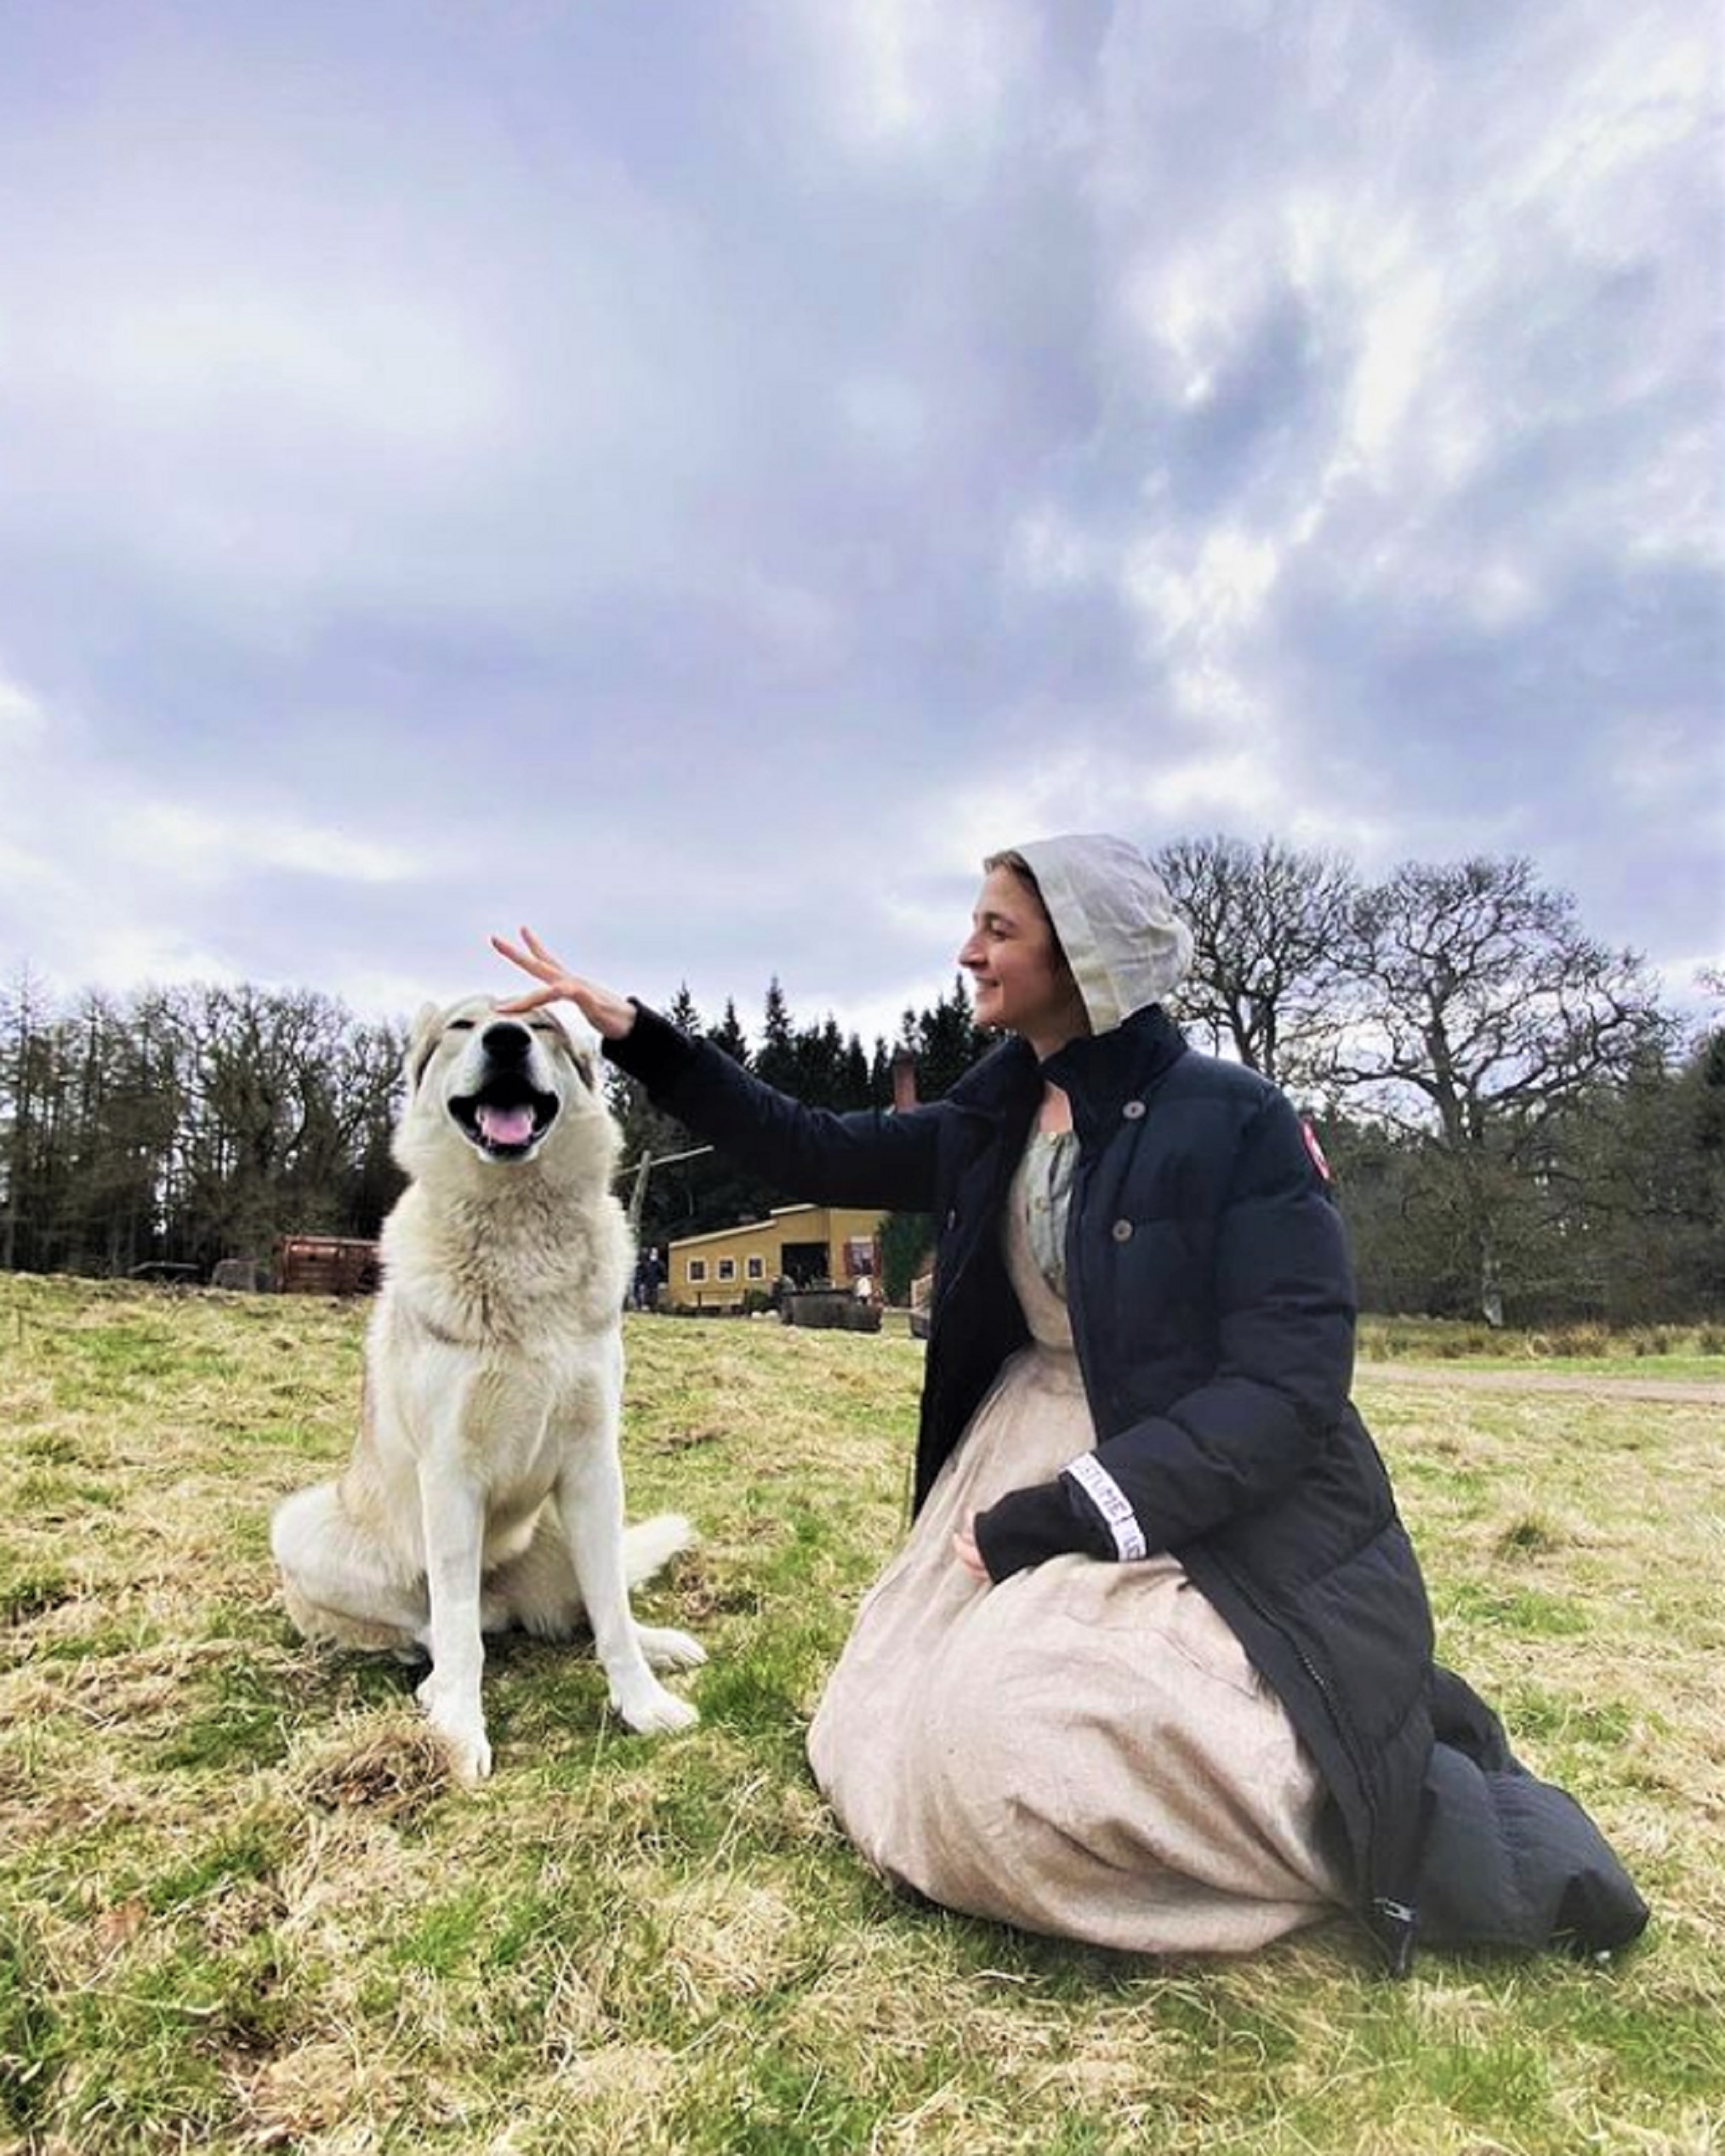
(449, 1078), (561, 1159)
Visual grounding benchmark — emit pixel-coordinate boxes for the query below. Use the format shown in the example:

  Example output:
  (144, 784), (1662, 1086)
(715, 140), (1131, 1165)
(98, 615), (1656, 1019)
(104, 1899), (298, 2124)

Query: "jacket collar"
(1043, 1004), (1188, 1146)
(944, 1034), (1040, 1121)
(946, 1005), (1188, 1137)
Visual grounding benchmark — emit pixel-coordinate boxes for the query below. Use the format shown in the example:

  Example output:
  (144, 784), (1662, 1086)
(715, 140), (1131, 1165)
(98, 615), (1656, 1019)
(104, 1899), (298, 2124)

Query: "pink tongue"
(478, 1104), (536, 1147)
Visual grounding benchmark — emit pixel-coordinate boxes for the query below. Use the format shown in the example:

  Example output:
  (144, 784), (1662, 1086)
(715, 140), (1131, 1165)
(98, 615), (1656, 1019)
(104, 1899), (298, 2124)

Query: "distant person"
(490, 840), (1645, 1969)
(633, 1247), (663, 1312)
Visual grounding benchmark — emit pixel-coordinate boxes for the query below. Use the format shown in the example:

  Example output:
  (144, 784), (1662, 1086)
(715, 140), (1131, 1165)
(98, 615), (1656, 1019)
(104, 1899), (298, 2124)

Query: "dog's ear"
(406, 1002), (444, 1091)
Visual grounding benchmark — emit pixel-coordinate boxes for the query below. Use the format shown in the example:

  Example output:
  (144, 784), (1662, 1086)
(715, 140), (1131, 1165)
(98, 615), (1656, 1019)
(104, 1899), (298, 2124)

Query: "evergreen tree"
(793, 1015), (851, 1108)
(842, 1032), (871, 1108)
(708, 999), (750, 1065)
(868, 1039), (895, 1109)
(880, 1209), (934, 1303)
(754, 978), (797, 1093)
(0, 965), (50, 1271)
(914, 975), (987, 1101)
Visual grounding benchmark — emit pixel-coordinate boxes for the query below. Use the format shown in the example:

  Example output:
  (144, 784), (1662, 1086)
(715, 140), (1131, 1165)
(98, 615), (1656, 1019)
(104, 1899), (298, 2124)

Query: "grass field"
(1353, 1316), (1725, 1387)
(1, 1273), (1722, 2155)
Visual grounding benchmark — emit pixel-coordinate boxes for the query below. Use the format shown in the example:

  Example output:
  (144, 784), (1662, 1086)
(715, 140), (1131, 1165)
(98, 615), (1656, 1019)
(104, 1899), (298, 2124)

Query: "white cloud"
(1123, 526), (1284, 656)
(1005, 506), (1102, 593)
(1515, 15), (1713, 256)
(0, 672), (46, 748)
(100, 284), (513, 452)
(0, 834), (59, 898)
(926, 748), (1146, 886)
(59, 922), (241, 993)
(1345, 267), (1445, 468)
(122, 803), (422, 890)
(1118, 219), (1280, 410)
(801, 0), (1042, 152)
(1607, 715), (1725, 815)
(1133, 748), (1281, 828)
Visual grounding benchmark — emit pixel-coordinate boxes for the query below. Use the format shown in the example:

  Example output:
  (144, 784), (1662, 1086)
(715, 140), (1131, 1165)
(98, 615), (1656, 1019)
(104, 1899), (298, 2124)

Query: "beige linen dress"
(807, 1134), (1346, 1953)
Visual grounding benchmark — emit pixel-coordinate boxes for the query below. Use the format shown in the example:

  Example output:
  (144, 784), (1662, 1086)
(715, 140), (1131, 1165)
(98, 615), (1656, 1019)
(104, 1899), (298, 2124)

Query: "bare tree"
(161, 984), (399, 1266)
(1157, 833), (1359, 1092)
(1331, 856), (1666, 1325)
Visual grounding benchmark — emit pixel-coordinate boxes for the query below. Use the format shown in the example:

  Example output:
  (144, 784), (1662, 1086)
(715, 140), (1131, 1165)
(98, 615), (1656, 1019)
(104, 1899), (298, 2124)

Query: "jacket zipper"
(1209, 1550), (1415, 1974)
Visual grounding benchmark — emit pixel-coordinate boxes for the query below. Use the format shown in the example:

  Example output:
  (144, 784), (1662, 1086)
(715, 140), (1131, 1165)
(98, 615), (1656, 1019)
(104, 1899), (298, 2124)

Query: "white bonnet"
(1007, 833), (1193, 1034)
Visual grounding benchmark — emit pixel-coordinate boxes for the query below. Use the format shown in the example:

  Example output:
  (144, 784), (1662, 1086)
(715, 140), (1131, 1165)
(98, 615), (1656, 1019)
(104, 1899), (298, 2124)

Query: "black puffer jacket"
(609, 1001), (1648, 1970)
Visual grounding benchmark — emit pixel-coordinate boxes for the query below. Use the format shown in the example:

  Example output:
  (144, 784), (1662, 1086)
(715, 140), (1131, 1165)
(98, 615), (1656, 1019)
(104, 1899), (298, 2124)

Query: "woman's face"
(958, 864), (1089, 1050)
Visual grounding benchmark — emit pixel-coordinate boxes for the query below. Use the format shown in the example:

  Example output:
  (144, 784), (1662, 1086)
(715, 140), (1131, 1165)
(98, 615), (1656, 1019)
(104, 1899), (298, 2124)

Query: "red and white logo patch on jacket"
(1300, 1118), (1331, 1183)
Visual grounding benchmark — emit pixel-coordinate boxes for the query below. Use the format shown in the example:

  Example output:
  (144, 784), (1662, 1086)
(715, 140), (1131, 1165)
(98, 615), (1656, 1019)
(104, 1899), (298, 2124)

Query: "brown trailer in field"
(274, 1235), (382, 1296)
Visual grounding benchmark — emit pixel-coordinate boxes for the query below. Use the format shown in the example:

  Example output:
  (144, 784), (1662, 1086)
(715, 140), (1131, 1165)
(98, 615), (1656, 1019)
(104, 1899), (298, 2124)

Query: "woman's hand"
(489, 926), (637, 1041)
(951, 1524), (989, 1584)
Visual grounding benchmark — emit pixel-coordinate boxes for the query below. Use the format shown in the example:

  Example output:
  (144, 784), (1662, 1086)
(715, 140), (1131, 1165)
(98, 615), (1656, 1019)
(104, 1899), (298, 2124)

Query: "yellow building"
(665, 1204), (886, 1311)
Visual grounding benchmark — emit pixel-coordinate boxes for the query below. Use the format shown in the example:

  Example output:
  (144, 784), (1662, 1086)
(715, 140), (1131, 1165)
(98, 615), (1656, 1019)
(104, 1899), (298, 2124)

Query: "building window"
(688, 1260), (707, 1283)
(746, 1255), (766, 1281)
(717, 1258), (737, 1282)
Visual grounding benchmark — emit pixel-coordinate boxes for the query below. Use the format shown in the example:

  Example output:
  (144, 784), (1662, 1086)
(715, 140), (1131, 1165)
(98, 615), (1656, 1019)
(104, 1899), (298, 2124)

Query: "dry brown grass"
(1, 1273), (1722, 2154)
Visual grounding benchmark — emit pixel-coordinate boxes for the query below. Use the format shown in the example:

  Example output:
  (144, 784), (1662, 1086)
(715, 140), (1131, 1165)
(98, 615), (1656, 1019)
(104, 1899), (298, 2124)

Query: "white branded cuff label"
(1064, 1453), (1147, 1562)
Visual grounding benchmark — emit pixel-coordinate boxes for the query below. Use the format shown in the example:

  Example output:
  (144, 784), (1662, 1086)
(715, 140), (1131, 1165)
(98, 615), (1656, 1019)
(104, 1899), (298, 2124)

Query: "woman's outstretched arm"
(491, 925), (944, 1216)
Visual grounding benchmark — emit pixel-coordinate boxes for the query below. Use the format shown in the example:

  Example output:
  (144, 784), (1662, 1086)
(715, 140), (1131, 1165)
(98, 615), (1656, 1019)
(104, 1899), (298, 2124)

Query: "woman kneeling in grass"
(493, 833), (1646, 1972)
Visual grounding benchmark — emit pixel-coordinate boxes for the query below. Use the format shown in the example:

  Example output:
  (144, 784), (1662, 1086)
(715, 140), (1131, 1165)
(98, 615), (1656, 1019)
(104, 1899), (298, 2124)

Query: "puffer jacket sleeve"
(606, 1001), (944, 1214)
(976, 1086), (1354, 1579)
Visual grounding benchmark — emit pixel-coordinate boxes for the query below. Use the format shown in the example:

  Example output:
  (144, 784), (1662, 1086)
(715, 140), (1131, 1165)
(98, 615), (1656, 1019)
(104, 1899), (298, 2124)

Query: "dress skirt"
(806, 1161), (1346, 1954)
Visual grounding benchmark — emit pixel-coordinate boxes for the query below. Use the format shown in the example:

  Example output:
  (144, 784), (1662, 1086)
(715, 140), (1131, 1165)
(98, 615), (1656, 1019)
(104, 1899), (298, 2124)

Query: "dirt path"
(1357, 1362), (1725, 1406)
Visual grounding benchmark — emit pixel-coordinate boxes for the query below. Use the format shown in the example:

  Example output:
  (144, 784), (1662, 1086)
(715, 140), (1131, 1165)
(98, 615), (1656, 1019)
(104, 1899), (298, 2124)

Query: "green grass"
(1356, 1313), (1725, 1384)
(0, 1271), (1721, 2154)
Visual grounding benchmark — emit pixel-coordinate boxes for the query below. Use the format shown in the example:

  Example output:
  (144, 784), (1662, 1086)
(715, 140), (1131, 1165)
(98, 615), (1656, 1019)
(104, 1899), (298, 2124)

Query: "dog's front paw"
(634, 1623), (706, 1672)
(442, 1726), (493, 1783)
(416, 1672), (492, 1783)
(610, 1675), (700, 1736)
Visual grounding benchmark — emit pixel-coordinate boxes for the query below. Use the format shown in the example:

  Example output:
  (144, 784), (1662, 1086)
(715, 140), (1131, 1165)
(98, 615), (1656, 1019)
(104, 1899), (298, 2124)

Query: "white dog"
(270, 995), (703, 1781)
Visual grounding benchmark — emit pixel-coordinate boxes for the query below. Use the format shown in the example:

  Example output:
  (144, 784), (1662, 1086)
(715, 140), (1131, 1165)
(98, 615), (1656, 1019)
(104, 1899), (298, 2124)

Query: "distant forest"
(3, 840), (1720, 1325)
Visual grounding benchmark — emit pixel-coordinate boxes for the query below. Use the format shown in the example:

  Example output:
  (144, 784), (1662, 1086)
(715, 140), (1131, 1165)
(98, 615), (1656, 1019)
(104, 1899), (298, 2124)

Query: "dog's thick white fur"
(270, 995), (703, 1781)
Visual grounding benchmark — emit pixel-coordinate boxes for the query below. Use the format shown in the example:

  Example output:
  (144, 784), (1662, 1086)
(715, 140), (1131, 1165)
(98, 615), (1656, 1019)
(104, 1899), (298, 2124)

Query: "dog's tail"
(623, 1512), (697, 1588)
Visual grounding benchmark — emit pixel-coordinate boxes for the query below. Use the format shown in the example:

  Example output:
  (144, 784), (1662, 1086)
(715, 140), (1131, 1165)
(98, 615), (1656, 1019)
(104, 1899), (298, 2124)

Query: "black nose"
(481, 1022), (531, 1061)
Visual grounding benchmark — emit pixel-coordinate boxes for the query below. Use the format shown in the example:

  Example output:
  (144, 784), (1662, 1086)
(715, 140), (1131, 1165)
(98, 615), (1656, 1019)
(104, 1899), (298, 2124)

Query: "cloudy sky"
(2, 0), (1720, 1046)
